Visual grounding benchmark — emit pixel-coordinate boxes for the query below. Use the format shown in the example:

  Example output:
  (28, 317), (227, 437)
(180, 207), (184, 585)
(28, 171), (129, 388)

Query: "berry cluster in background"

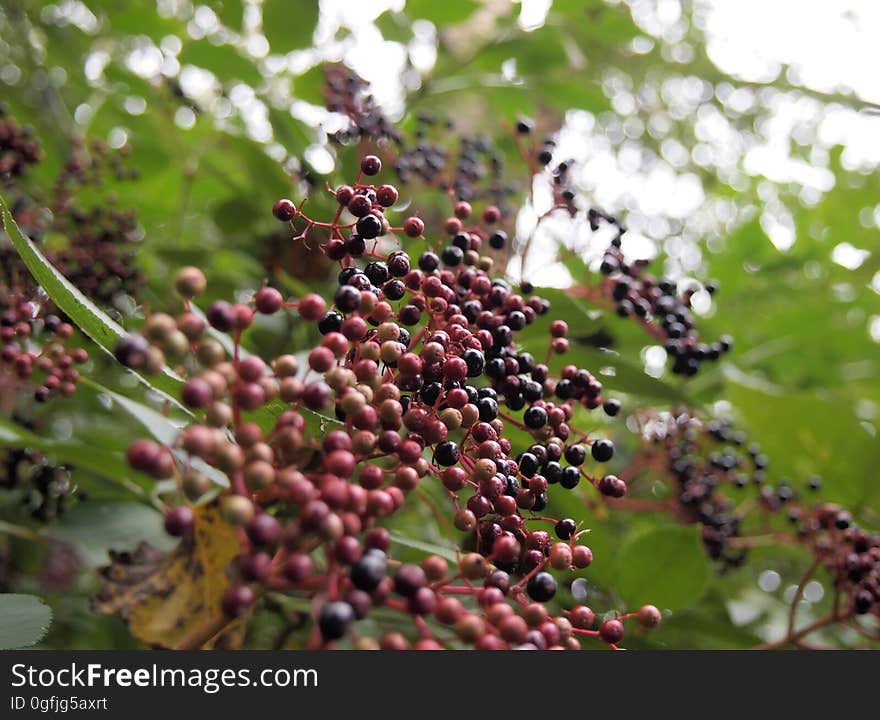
(1, 110), (143, 527)
(1, 111), (141, 407)
(324, 64), (517, 218)
(623, 410), (880, 628)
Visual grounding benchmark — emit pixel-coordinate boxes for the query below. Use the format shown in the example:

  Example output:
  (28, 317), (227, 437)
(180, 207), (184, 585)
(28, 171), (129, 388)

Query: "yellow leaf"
(92, 502), (240, 648)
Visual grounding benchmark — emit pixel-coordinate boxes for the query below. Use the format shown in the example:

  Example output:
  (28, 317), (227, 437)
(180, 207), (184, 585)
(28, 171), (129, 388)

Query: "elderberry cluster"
(9, 134), (144, 308)
(794, 504), (880, 618)
(0, 445), (76, 522)
(396, 118), (516, 216)
(638, 411), (815, 567)
(0, 115), (147, 404)
(321, 66), (517, 217)
(0, 290), (89, 403)
(47, 204), (143, 306)
(592, 212), (732, 376)
(516, 118), (578, 218)
(324, 64), (403, 145)
(0, 105), (42, 185)
(116, 154), (657, 649)
(630, 409), (880, 624)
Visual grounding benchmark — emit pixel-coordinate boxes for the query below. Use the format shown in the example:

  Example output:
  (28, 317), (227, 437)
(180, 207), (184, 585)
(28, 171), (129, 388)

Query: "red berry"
(234, 304), (254, 330)
(309, 346), (335, 373)
(335, 185), (354, 206)
(221, 585), (255, 617)
(182, 378), (213, 408)
(444, 217), (462, 235)
(298, 293), (327, 321)
(233, 382), (266, 410)
(272, 198), (296, 221)
(238, 356), (265, 382)
(246, 513), (281, 547)
(569, 605), (595, 629)
(454, 200), (472, 219)
(127, 439), (165, 476)
(255, 286), (283, 314)
(283, 553), (313, 583)
(443, 357), (467, 382)
(393, 564), (426, 597)
(550, 320), (568, 337)
(597, 474), (626, 498)
(360, 155), (381, 176)
(207, 301), (237, 332)
(239, 552), (272, 582)
(483, 205), (501, 223)
(164, 506), (194, 537)
(599, 618), (624, 645)
(637, 604), (662, 629)
(403, 217), (424, 237)
(572, 545), (593, 568)
(348, 194), (371, 217)
(376, 184), (398, 207)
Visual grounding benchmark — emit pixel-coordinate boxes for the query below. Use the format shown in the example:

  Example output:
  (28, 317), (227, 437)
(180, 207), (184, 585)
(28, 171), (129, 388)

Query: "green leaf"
(616, 525), (711, 611)
(389, 532), (458, 563)
(205, 0), (244, 30)
(79, 379), (230, 489)
(726, 376), (880, 508)
(95, 0), (183, 39)
(405, 0), (479, 24)
(375, 10), (413, 43)
(290, 64), (326, 106)
(0, 196), (185, 405)
(79, 378), (185, 446)
(213, 195), (263, 233)
(262, 0), (319, 54)
(0, 594), (52, 649)
(570, 346), (688, 403)
(220, 134), (291, 198)
(179, 40), (263, 86)
(268, 107), (313, 152)
(47, 502), (176, 568)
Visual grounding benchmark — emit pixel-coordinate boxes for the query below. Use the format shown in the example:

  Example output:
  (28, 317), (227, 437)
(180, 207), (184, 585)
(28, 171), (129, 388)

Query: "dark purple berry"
(526, 571), (557, 602)
(319, 601), (355, 640)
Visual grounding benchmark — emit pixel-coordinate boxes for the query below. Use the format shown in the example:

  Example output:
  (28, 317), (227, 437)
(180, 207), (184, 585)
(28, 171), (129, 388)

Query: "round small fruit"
(319, 601), (355, 640)
(255, 286), (284, 314)
(524, 406), (548, 429)
(175, 266), (207, 297)
(637, 604), (662, 629)
(403, 217), (424, 237)
(351, 550), (387, 592)
(163, 506), (194, 537)
(434, 441), (460, 467)
(599, 618), (624, 645)
(554, 518), (577, 540)
(357, 214), (383, 240)
(602, 399), (621, 417)
(221, 585), (255, 618)
(591, 439), (614, 462)
(272, 198), (297, 222)
(360, 155), (381, 176)
(526, 571), (557, 602)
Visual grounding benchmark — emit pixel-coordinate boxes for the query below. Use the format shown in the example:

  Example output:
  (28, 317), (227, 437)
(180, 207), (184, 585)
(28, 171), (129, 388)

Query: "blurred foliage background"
(0, 0), (877, 649)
